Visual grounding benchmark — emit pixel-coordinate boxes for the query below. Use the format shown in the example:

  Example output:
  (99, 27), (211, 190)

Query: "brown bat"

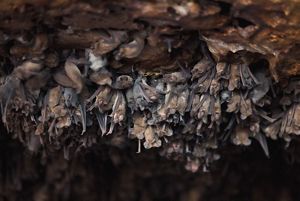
(13, 60), (43, 80)
(115, 32), (145, 60)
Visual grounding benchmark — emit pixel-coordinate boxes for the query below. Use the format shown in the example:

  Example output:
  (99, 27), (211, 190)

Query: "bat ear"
(107, 122), (115, 135)
(0, 78), (19, 124)
(177, 60), (191, 79)
(253, 132), (270, 158)
(96, 111), (108, 135)
(64, 59), (83, 94)
(13, 61), (43, 80)
(53, 70), (75, 88)
(79, 101), (86, 135)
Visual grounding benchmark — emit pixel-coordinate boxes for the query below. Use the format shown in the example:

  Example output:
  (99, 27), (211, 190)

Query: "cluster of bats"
(0, 29), (299, 172)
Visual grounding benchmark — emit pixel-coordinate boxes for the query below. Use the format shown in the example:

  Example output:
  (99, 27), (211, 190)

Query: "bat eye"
(120, 76), (127, 81)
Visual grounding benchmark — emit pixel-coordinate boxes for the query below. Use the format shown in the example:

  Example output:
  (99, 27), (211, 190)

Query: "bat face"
(232, 126), (251, 146)
(220, 90), (231, 103)
(166, 92), (178, 115)
(163, 71), (187, 83)
(45, 52), (59, 68)
(89, 68), (112, 86)
(250, 120), (260, 134)
(130, 113), (147, 140)
(110, 91), (126, 124)
(215, 62), (227, 78)
(27, 133), (41, 153)
(209, 78), (220, 96)
(113, 75), (133, 89)
(284, 105), (300, 135)
(249, 66), (270, 104)
(143, 126), (161, 149)
(193, 144), (207, 158)
(191, 94), (201, 117)
(240, 63), (256, 89)
(94, 86), (114, 112)
(56, 115), (72, 129)
(228, 63), (240, 91)
(185, 157), (200, 173)
(175, 85), (189, 115)
(263, 120), (281, 140)
(47, 86), (62, 110)
(0, 77), (18, 124)
(191, 57), (213, 80)
(140, 78), (161, 101)
(63, 88), (78, 108)
(96, 110), (108, 135)
(197, 94), (210, 120)
(240, 98), (252, 120)
(125, 88), (135, 112)
(213, 97), (221, 122)
(226, 93), (241, 113)
(133, 77), (160, 111)
(155, 123), (173, 138)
